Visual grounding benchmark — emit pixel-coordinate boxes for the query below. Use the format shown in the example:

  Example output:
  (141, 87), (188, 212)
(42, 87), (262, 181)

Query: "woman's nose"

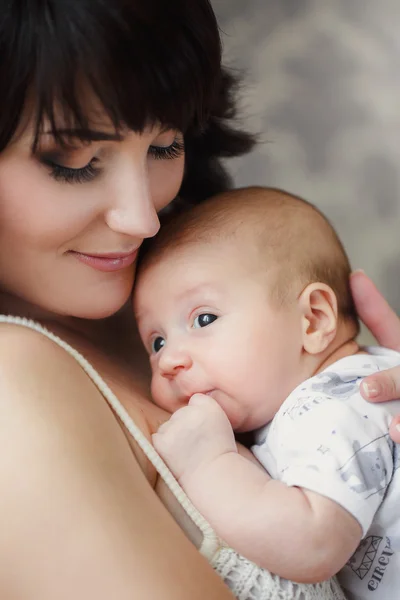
(104, 161), (160, 239)
(159, 346), (193, 378)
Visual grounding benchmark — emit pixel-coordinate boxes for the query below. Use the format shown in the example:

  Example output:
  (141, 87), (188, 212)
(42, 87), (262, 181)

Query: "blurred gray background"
(212, 0), (400, 341)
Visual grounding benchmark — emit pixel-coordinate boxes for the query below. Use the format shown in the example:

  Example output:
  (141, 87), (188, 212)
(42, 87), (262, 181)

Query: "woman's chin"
(61, 286), (134, 321)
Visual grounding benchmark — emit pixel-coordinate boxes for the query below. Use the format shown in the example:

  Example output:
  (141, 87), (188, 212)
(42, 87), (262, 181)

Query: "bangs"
(0, 1), (222, 150)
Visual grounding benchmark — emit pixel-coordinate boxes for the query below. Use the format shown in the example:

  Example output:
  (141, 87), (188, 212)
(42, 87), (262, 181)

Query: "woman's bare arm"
(0, 324), (234, 600)
(350, 271), (400, 442)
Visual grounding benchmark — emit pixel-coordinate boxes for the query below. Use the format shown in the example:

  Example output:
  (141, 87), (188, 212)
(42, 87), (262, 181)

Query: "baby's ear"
(298, 283), (338, 354)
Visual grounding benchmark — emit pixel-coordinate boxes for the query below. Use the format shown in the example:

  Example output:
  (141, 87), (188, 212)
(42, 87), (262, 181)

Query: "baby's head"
(134, 187), (359, 432)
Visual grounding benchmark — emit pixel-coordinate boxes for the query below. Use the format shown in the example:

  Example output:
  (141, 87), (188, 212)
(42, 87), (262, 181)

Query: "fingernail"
(362, 380), (382, 398)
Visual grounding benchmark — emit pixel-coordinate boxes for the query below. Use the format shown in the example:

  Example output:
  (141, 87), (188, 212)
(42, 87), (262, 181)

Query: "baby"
(133, 187), (400, 599)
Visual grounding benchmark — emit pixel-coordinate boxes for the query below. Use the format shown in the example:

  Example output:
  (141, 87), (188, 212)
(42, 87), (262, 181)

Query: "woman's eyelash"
(44, 159), (101, 184)
(148, 139), (185, 160)
(42, 137), (184, 184)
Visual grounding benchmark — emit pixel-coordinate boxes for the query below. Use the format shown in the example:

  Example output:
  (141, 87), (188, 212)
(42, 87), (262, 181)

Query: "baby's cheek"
(150, 375), (176, 414)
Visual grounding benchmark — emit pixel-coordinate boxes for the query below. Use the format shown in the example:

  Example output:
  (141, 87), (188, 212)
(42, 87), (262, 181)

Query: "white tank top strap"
(0, 315), (220, 560)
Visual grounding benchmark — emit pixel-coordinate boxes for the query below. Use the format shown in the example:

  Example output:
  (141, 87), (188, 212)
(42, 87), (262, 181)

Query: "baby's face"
(134, 241), (304, 432)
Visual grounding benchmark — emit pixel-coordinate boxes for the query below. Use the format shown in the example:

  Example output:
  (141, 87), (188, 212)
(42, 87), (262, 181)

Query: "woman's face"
(0, 110), (185, 319)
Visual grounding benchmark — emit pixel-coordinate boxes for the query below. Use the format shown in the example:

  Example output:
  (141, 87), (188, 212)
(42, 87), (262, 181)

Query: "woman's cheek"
(149, 155), (185, 212)
(0, 157), (94, 245)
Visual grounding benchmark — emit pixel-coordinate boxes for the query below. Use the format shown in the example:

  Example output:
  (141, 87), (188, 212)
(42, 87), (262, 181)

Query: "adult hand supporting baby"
(350, 271), (400, 442)
(152, 394), (237, 485)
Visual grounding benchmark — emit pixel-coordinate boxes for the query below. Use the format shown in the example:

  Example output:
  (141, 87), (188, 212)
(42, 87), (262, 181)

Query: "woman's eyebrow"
(44, 128), (124, 142)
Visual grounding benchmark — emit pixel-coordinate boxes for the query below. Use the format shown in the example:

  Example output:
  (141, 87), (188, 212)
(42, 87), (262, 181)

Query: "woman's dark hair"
(0, 0), (255, 203)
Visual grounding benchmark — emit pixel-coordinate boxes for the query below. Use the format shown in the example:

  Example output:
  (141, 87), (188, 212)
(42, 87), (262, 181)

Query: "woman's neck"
(0, 290), (143, 361)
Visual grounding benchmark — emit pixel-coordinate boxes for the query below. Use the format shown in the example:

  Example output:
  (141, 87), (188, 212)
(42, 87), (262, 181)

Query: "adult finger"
(350, 271), (400, 350)
(360, 366), (400, 402)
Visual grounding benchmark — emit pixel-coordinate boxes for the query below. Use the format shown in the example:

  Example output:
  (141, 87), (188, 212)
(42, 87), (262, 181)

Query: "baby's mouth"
(180, 389), (216, 403)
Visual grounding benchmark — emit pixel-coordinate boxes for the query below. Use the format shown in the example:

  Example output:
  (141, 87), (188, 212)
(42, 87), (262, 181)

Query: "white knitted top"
(0, 316), (347, 600)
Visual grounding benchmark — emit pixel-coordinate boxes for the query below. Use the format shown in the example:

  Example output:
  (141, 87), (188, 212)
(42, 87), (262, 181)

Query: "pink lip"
(69, 249), (139, 272)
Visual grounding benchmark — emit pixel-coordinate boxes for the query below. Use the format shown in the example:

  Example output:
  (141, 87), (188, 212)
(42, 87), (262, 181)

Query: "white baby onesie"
(252, 347), (400, 600)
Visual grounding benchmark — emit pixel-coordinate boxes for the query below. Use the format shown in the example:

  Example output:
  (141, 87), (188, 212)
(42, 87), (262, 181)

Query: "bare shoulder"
(0, 322), (101, 408)
(0, 321), (163, 484)
(0, 323), (235, 599)
(0, 320), (83, 376)
(0, 321), (130, 453)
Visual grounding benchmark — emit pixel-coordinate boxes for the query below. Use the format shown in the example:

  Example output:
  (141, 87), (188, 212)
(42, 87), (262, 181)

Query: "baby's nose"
(159, 347), (193, 378)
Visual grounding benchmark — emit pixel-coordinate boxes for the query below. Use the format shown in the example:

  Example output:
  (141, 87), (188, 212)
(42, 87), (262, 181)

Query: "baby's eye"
(151, 336), (165, 353)
(193, 314), (218, 329)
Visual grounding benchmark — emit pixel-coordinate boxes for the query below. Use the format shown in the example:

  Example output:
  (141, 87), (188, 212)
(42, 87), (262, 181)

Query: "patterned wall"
(213, 0), (400, 340)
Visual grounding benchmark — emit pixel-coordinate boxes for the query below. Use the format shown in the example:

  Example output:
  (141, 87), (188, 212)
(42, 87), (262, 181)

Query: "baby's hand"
(152, 393), (237, 484)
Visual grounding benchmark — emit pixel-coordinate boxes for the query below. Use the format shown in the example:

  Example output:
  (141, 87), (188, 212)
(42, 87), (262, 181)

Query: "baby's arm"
(175, 443), (361, 583)
(153, 394), (362, 583)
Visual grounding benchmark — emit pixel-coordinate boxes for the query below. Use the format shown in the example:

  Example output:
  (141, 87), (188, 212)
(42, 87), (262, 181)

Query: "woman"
(0, 1), (398, 598)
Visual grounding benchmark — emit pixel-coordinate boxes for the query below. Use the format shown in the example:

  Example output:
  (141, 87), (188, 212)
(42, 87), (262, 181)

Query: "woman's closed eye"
(193, 313), (218, 329)
(42, 157), (101, 184)
(40, 131), (184, 184)
(148, 138), (184, 161)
